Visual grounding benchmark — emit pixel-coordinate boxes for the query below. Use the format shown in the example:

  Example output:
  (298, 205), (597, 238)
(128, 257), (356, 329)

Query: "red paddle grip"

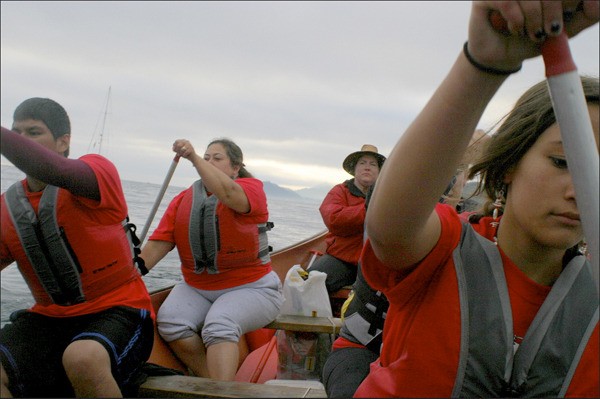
(541, 32), (577, 76)
(488, 10), (510, 35)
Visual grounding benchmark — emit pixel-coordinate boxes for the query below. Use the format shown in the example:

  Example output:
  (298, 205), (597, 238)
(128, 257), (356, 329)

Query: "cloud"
(2, 1), (598, 189)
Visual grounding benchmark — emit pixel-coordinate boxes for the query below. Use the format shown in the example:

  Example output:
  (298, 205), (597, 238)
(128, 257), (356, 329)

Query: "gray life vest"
(188, 180), (272, 274)
(5, 183), (84, 305)
(340, 264), (388, 353)
(4, 182), (139, 306)
(452, 223), (598, 397)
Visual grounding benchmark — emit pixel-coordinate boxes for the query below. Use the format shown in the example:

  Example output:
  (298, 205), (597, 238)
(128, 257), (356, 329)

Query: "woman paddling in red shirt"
(356, 1), (599, 397)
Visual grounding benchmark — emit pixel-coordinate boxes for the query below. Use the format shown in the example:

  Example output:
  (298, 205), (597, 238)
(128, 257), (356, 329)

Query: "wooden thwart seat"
(329, 285), (353, 318)
(330, 285), (353, 299)
(265, 314), (342, 334)
(139, 375), (327, 398)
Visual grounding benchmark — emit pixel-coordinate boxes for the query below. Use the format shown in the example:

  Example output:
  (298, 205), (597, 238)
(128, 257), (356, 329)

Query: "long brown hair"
(468, 75), (599, 217)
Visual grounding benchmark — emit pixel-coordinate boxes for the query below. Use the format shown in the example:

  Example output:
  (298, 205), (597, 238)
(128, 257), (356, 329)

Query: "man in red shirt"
(0, 98), (154, 397)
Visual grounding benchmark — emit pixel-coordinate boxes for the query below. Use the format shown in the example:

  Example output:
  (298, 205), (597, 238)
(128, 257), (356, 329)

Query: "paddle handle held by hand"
(139, 155), (180, 243)
(490, 11), (599, 293)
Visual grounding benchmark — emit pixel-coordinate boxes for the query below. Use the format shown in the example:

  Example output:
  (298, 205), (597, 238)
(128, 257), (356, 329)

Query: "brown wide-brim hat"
(342, 144), (386, 176)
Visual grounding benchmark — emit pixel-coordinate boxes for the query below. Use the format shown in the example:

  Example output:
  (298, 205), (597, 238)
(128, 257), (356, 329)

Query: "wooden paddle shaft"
(139, 155), (180, 243)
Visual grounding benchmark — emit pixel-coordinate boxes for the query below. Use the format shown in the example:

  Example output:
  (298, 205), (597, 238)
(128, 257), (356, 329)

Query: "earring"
(490, 188), (505, 228)
(578, 241), (588, 258)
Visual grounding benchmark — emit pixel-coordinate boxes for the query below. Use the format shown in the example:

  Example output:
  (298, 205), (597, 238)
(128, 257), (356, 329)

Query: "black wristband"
(463, 42), (522, 76)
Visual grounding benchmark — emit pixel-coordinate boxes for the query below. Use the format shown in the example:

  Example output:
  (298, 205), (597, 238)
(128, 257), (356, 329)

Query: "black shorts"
(0, 306), (154, 398)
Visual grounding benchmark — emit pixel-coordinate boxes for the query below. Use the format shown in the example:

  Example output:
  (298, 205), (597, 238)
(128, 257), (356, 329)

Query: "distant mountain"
(295, 183), (331, 202)
(262, 180), (332, 201)
(263, 181), (302, 199)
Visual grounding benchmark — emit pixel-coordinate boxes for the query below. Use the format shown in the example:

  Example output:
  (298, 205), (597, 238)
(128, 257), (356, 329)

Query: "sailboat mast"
(98, 86), (111, 154)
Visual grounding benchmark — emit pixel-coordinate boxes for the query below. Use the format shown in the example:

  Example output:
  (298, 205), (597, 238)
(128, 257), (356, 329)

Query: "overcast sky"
(2, 1), (598, 190)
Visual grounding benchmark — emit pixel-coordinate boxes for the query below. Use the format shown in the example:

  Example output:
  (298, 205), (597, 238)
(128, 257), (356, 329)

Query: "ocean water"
(0, 164), (326, 326)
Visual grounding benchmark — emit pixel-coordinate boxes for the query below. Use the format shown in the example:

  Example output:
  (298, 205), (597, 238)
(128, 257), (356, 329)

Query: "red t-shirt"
(0, 154), (153, 318)
(149, 177), (272, 290)
(355, 204), (599, 398)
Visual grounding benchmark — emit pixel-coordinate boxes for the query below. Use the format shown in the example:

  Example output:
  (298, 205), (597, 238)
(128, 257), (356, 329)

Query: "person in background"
(310, 144), (385, 293)
(441, 129), (492, 214)
(139, 138), (283, 381)
(0, 98), (154, 398)
(355, 1), (599, 397)
(322, 129), (486, 398)
(321, 183), (387, 398)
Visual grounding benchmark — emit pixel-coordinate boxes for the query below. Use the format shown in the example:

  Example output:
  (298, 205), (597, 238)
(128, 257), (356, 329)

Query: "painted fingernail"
(563, 10), (574, 22)
(550, 21), (561, 34)
(534, 29), (547, 40)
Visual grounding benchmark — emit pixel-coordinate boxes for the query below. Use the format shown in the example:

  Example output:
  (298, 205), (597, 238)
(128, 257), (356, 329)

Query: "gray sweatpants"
(157, 271), (283, 347)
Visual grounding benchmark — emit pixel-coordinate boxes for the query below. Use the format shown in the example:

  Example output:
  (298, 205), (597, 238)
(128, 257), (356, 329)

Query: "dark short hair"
(13, 97), (71, 157)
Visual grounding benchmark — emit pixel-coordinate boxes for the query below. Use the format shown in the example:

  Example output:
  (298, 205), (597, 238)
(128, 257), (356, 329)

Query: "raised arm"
(366, 0), (599, 270)
(173, 139), (250, 213)
(1, 127), (100, 200)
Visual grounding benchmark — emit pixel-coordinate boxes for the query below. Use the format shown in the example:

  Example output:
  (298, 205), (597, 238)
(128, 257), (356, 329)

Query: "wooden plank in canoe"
(265, 314), (342, 334)
(329, 286), (352, 318)
(139, 375), (327, 398)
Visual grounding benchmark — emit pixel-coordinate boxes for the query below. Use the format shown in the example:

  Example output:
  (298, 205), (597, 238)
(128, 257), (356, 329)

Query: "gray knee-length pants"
(157, 270), (283, 347)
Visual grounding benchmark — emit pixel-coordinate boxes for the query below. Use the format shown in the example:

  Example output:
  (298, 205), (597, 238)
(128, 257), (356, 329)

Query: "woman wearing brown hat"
(310, 144), (385, 293)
